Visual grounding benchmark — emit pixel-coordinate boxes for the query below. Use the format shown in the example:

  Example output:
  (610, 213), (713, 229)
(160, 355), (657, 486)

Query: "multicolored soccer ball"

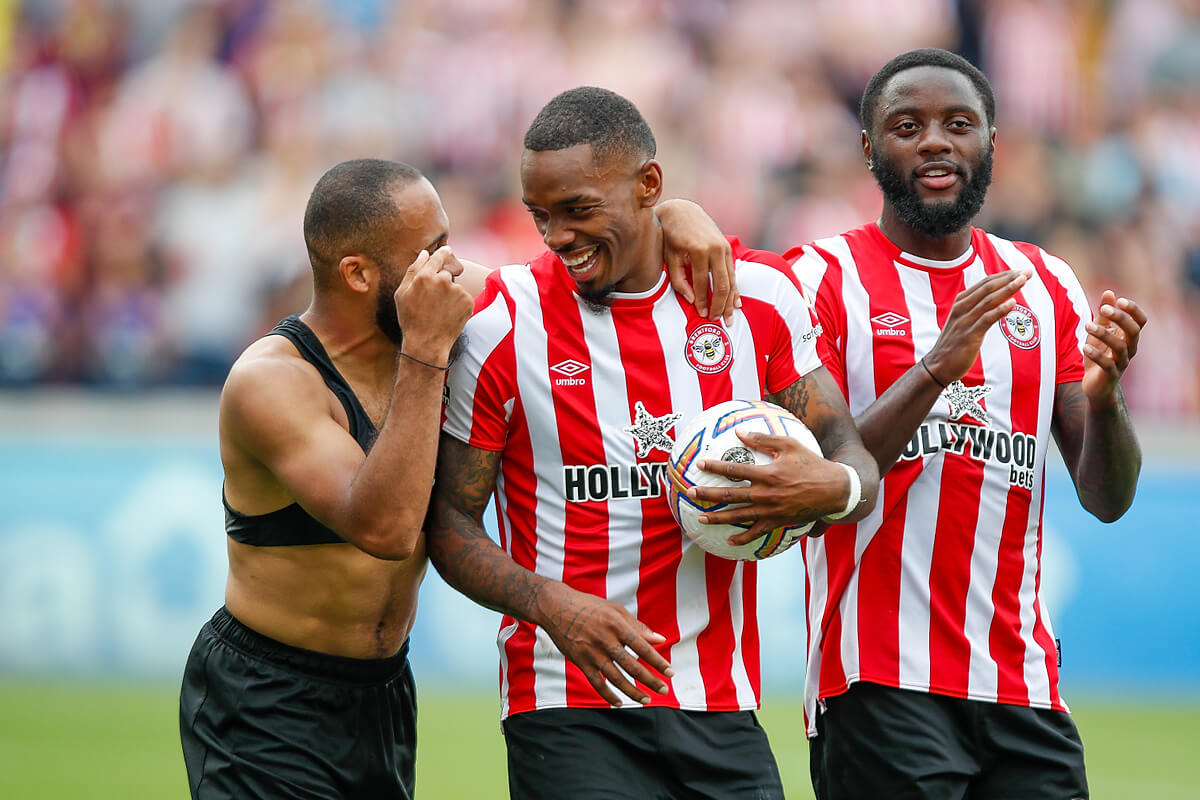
(664, 399), (822, 560)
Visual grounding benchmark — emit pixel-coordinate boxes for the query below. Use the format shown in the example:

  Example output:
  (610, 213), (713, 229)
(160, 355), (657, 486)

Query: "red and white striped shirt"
(789, 223), (1090, 737)
(442, 247), (822, 718)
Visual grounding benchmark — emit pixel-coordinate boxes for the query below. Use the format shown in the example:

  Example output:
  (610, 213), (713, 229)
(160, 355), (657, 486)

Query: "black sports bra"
(224, 315), (378, 547)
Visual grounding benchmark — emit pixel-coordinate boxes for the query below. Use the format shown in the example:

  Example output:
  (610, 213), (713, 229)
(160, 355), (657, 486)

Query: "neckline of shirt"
(571, 268), (671, 308)
(869, 222), (978, 272)
(895, 245), (976, 271)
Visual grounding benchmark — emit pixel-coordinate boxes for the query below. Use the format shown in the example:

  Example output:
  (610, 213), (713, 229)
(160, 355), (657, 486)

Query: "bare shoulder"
(219, 335), (332, 452)
(457, 258), (494, 299)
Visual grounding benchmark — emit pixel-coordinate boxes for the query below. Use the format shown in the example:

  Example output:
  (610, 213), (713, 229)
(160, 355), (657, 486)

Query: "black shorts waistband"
(206, 606), (410, 685)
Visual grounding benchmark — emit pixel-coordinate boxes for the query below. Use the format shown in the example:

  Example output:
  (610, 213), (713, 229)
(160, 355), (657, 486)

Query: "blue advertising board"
(1, 425), (1197, 698)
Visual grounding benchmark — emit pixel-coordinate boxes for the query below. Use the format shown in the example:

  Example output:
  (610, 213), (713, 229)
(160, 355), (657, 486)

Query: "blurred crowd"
(1, 0), (1198, 418)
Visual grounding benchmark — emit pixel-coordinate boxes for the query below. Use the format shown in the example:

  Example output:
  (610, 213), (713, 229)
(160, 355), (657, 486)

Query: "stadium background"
(1, 0), (1198, 797)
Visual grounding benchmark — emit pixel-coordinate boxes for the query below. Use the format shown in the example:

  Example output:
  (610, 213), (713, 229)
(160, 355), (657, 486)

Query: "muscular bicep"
(1051, 379), (1086, 482)
(222, 357), (367, 528)
(767, 367), (859, 460)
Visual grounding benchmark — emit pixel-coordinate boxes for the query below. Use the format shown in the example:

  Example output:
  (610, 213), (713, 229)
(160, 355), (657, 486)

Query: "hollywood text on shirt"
(562, 401), (678, 503)
(899, 416), (1038, 491)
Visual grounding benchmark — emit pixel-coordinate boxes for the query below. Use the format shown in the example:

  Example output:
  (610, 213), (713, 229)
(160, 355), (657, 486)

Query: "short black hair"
(524, 86), (656, 165)
(303, 158), (424, 282)
(859, 48), (996, 135)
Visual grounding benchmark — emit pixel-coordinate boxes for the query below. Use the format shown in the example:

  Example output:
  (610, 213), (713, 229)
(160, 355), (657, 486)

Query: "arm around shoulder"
(654, 198), (739, 320)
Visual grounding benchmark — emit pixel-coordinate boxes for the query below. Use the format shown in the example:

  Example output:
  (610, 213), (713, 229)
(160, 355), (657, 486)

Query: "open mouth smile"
(560, 245), (600, 278)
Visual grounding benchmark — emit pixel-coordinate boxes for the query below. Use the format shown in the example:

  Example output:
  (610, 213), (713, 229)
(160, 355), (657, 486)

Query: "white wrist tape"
(824, 462), (862, 521)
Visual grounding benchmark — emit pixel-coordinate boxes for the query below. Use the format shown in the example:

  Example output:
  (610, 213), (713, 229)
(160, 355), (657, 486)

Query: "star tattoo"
(623, 401), (681, 458)
(942, 380), (993, 427)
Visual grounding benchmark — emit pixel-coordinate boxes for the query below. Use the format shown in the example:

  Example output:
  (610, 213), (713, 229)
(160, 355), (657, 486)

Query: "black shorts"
(502, 706), (784, 800)
(809, 681), (1089, 800)
(179, 607), (417, 800)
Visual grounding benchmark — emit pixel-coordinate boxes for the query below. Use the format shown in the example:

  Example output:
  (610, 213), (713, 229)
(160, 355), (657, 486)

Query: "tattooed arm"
(427, 433), (675, 705)
(686, 368), (880, 542)
(1051, 291), (1145, 522)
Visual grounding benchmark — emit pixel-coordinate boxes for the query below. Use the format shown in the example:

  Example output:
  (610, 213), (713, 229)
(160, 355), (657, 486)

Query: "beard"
(375, 279), (405, 346)
(871, 146), (993, 239)
(375, 279), (467, 366)
(577, 282), (615, 314)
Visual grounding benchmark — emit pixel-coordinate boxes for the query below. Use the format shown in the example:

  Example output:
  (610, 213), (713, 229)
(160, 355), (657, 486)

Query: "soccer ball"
(664, 399), (822, 560)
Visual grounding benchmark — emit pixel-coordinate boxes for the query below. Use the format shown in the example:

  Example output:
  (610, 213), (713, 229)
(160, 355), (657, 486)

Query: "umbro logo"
(551, 359), (590, 386)
(871, 311), (909, 337)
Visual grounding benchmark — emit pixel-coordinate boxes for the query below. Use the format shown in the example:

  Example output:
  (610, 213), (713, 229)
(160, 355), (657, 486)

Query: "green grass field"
(1, 682), (1197, 798)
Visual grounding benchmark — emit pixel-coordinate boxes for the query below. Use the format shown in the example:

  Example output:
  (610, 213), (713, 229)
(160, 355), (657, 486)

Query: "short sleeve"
(442, 273), (517, 451)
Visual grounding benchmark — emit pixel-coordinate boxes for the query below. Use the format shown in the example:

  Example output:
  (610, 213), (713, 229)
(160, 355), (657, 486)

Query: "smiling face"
(865, 65), (996, 249)
(520, 143), (662, 307)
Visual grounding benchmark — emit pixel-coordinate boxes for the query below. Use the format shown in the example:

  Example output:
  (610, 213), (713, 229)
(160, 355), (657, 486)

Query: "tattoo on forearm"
(436, 499), (544, 618)
(770, 374), (854, 458)
(436, 436), (499, 517)
(771, 378), (811, 421)
(430, 436), (549, 622)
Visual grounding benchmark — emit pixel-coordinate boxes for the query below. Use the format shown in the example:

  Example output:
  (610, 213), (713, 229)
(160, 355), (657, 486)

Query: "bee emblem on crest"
(686, 324), (733, 374)
(1000, 303), (1041, 350)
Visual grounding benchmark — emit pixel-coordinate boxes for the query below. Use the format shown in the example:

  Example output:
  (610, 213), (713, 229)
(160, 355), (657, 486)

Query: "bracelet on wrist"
(823, 462), (862, 521)
(920, 356), (948, 389)
(399, 351), (449, 371)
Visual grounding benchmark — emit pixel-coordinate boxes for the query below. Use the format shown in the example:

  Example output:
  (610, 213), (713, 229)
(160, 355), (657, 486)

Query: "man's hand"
(923, 268), (1030, 385)
(535, 582), (674, 707)
(686, 430), (848, 544)
(1048, 289), (1146, 522)
(1082, 290), (1146, 409)
(394, 247), (475, 364)
(655, 199), (740, 322)
(430, 439), (673, 708)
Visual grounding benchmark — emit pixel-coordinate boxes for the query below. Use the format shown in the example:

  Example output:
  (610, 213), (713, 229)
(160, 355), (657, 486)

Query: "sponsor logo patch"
(1000, 304), (1041, 350)
(899, 420), (1038, 490)
(563, 462), (669, 502)
(871, 311), (910, 337)
(551, 358), (590, 387)
(686, 324), (733, 374)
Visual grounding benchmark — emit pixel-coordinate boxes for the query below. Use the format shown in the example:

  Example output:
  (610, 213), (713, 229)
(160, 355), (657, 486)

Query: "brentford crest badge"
(686, 324), (733, 374)
(1000, 304), (1041, 350)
